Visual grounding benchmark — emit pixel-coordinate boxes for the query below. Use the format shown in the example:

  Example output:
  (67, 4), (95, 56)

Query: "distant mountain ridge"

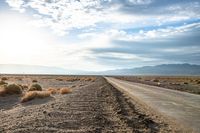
(0, 64), (68, 74)
(97, 64), (200, 75)
(0, 64), (200, 75)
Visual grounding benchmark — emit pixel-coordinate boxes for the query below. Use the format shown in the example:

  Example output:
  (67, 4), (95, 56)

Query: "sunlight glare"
(0, 14), (49, 64)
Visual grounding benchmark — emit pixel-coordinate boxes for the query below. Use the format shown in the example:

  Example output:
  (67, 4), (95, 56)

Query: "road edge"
(105, 77), (195, 133)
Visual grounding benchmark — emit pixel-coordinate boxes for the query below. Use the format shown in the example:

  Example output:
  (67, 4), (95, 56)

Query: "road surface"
(106, 77), (200, 132)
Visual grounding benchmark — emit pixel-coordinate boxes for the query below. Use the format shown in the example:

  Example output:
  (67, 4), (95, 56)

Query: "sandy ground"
(0, 76), (184, 133)
(115, 76), (200, 94)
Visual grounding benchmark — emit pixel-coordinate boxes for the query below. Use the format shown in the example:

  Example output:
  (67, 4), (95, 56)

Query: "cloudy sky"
(0, 0), (200, 71)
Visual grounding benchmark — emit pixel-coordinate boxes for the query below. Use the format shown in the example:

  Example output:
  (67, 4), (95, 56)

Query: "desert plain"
(0, 75), (199, 133)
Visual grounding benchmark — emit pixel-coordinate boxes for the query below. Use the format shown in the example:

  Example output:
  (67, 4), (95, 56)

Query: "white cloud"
(107, 22), (200, 41)
(4, 0), (200, 70)
(6, 0), (200, 36)
(128, 0), (152, 5)
(95, 52), (157, 61)
(5, 0), (157, 36)
(6, 0), (25, 12)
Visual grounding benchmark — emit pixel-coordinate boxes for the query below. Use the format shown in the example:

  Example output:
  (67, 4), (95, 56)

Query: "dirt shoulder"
(0, 76), (184, 132)
(114, 76), (200, 95)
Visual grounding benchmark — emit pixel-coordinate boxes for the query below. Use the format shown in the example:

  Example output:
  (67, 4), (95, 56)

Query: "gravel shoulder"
(114, 76), (200, 95)
(0, 76), (184, 133)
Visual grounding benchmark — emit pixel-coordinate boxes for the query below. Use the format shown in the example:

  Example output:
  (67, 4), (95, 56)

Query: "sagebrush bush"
(153, 79), (159, 82)
(21, 91), (51, 103)
(60, 88), (72, 94)
(47, 88), (59, 94)
(23, 85), (29, 89)
(28, 84), (42, 91)
(32, 79), (38, 83)
(56, 78), (63, 81)
(1, 77), (8, 80)
(0, 84), (22, 96)
(0, 80), (8, 85)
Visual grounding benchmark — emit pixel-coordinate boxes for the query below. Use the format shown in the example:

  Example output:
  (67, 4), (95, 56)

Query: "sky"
(0, 0), (200, 72)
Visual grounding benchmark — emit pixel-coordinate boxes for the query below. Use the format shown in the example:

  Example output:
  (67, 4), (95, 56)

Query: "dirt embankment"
(0, 77), (183, 132)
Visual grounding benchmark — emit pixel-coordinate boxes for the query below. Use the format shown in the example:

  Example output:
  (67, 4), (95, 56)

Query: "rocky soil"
(0, 76), (183, 133)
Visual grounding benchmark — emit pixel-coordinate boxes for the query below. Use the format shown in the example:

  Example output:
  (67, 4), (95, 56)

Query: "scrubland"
(0, 75), (184, 132)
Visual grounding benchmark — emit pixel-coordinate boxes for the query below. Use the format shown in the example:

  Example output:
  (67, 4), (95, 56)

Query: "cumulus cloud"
(6, 0), (200, 36)
(6, 0), (25, 12)
(127, 0), (152, 5)
(4, 0), (200, 70)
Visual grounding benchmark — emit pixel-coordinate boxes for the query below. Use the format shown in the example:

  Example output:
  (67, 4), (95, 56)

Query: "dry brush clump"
(152, 79), (159, 82)
(1, 77), (8, 81)
(0, 84), (22, 96)
(80, 77), (96, 82)
(22, 85), (29, 89)
(60, 88), (72, 94)
(0, 80), (8, 85)
(63, 76), (96, 82)
(28, 84), (42, 91)
(32, 79), (38, 83)
(47, 88), (72, 95)
(56, 78), (63, 81)
(47, 88), (59, 94)
(65, 77), (80, 82)
(21, 91), (51, 103)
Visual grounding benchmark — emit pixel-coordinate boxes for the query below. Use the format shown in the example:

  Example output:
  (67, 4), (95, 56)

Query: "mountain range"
(0, 64), (200, 75)
(98, 64), (200, 75)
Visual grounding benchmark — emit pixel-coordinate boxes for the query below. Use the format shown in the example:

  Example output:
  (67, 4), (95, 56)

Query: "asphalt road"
(106, 77), (200, 133)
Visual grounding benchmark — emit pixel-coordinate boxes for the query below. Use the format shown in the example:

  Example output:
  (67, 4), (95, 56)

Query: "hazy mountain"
(97, 64), (200, 75)
(0, 64), (200, 75)
(0, 64), (69, 75)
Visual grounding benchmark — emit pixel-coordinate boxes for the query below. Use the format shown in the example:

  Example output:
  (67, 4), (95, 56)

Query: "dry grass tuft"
(21, 91), (51, 103)
(28, 84), (42, 91)
(60, 88), (72, 94)
(0, 80), (8, 85)
(32, 79), (38, 83)
(153, 79), (159, 82)
(56, 78), (63, 81)
(1, 77), (8, 80)
(22, 85), (29, 89)
(0, 84), (22, 96)
(47, 88), (58, 94)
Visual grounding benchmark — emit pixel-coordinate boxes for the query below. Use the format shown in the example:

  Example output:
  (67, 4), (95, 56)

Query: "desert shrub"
(0, 80), (8, 85)
(47, 88), (58, 94)
(22, 85), (29, 89)
(28, 84), (42, 91)
(153, 79), (159, 82)
(5, 84), (22, 94)
(21, 91), (50, 103)
(0, 84), (22, 96)
(16, 77), (22, 81)
(60, 88), (72, 94)
(1, 77), (8, 80)
(56, 78), (63, 81)
(79, 77), (96, 82)
(17, 84), (24, 90)
(32, 79), (38, 83)
(65, 77), (80, 82)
